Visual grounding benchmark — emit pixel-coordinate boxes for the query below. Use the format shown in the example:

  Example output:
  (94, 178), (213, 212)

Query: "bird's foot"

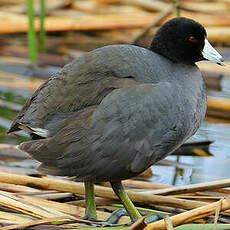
(80, 209), (164, 227)
(76, 215), (100, 227)
(104, 209), (164, 226)
(82, 214), (97, 222)
(78, 210), (129, 227)
(103, 208), (130, 226)
(144, 213), (164, 224)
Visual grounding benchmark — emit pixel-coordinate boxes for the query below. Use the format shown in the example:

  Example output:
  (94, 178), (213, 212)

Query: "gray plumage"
(8, 44), (206, 182)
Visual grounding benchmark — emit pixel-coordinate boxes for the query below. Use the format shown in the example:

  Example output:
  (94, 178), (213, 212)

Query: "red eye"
(189, 36), (197, 43)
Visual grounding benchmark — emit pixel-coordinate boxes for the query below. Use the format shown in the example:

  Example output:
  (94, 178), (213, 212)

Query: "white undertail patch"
(31, 127), (50, 137)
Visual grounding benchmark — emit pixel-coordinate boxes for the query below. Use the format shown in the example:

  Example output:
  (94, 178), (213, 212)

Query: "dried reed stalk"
(143, 197), (230, 230)
(140, 177), (230, 196)
(0, 172), (208, 210)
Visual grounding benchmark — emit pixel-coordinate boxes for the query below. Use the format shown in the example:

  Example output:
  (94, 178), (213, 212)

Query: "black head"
(150, 17), (212, 65)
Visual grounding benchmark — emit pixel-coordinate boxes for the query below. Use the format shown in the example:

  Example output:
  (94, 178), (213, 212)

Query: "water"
(1, 70), (230, 186)
(152, 122), (230, 186)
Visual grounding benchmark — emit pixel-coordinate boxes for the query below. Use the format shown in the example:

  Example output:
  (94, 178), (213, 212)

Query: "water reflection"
(192, 123), (230, 183)
(152, 121), (230, 185)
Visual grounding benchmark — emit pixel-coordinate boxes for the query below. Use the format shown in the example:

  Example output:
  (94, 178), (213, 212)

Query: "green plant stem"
(176, 4), (180, 17)
(39, 0), (46, 53)
(175, 224), (230, 230)
(111, 204), (169, 216)
(27, 0), (37, 63)
(171, 0), (180, 17)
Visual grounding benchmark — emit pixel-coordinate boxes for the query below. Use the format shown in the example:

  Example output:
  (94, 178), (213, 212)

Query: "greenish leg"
(84, 181), (97, 221)
(110, 181), (142, 222)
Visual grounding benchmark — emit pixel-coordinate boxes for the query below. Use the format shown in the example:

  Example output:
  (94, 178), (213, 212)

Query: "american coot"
(8, 17), (225, 222)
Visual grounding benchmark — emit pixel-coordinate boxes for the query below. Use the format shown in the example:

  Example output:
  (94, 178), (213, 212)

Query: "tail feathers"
(30, 127), (50, 137)
(18, 138), (60, 165)
(38, 164), (61, 175)
(19, 140), (66, 176)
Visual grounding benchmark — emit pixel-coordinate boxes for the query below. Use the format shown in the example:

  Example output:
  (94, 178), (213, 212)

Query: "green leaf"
(111, 204), (170, 215)
(175, 224), (230, 230)
(68, 228), (128, 230)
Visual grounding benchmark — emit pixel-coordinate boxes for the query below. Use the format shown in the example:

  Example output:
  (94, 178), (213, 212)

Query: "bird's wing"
(19, 82), (186, 182)
(7, 66), (137, 136)
(7, 45), (166, 137)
